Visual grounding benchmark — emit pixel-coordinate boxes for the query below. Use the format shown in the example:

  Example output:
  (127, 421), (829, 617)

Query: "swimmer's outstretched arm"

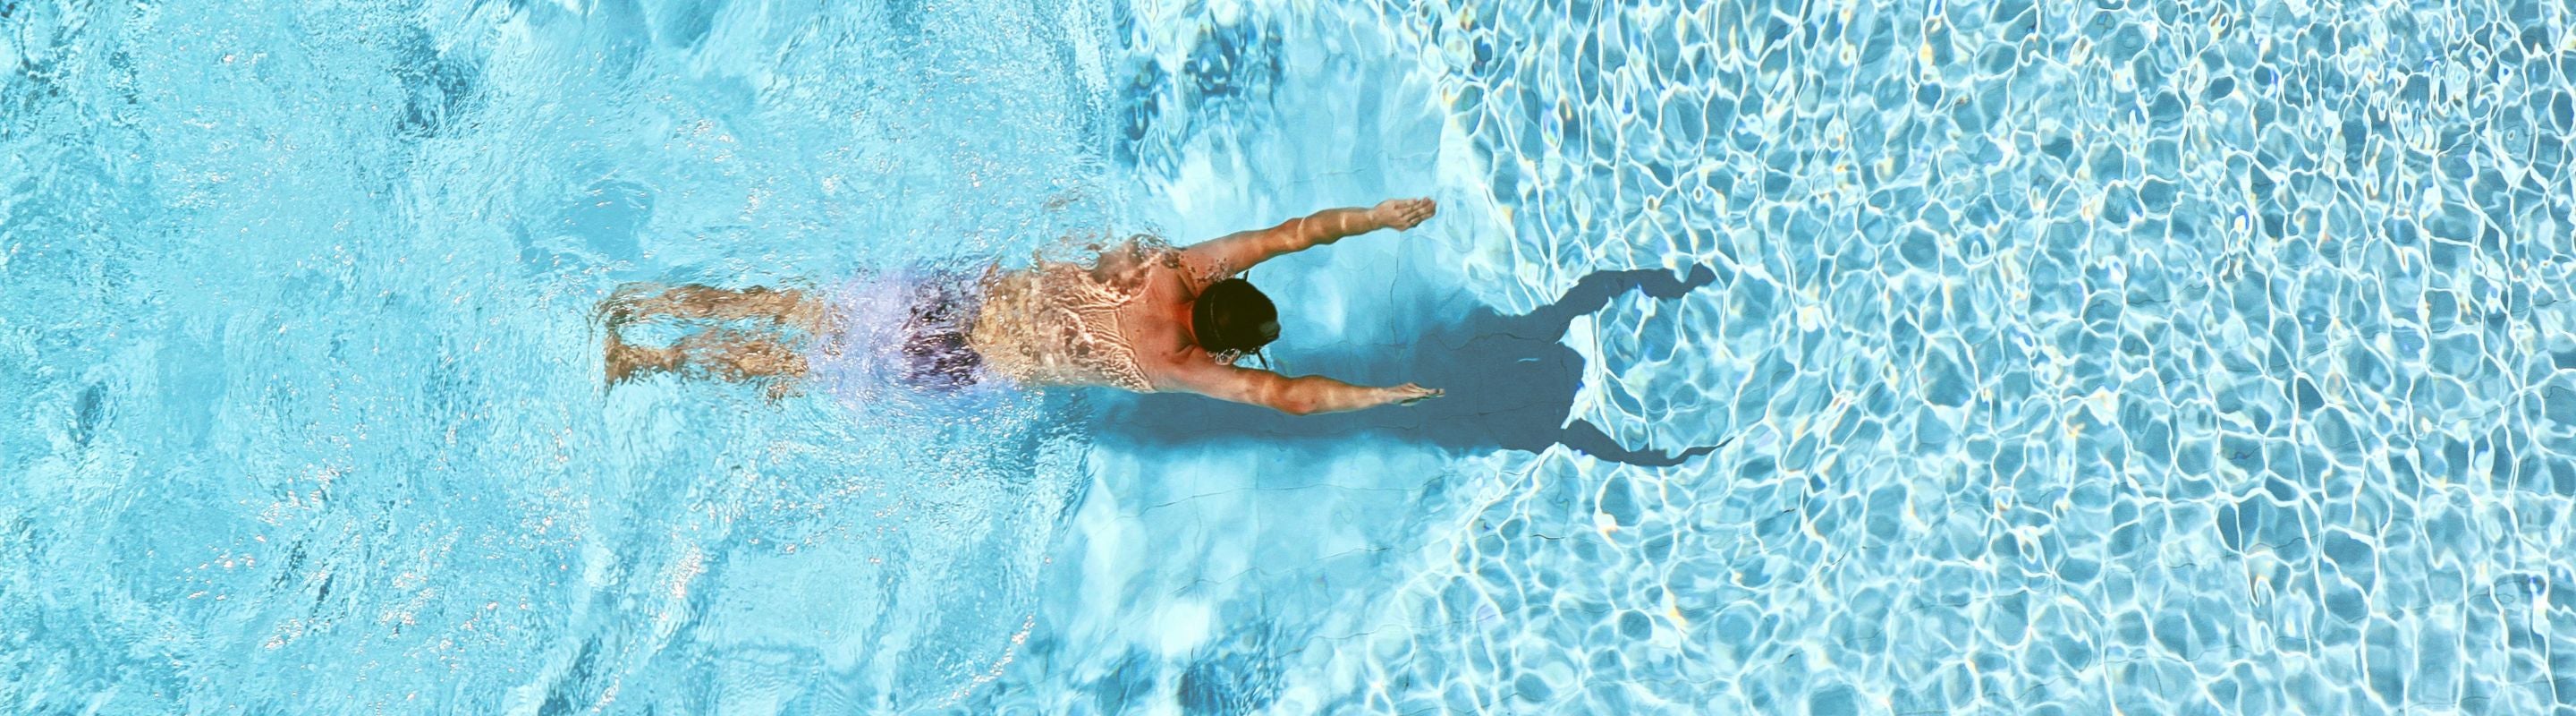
(1157, 360), (1440, 415)
(1181, 198), (1437, 274)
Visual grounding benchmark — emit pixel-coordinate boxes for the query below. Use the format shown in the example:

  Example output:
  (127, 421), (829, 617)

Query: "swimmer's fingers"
(1373, 198), (1437, 231)
(1385, 383), (1444, 405)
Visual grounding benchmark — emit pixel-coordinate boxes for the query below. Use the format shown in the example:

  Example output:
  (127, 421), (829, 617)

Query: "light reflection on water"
(4, 0), (2576, 713)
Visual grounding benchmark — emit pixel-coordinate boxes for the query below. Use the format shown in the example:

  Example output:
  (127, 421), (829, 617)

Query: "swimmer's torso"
(965, 236), (1216, 391)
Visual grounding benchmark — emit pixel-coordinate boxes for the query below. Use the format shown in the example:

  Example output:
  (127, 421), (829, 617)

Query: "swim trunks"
(809, 268), (987, 393)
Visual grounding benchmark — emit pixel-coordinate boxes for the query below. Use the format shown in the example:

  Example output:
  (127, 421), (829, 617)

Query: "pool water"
(6, 0), (2575, 712)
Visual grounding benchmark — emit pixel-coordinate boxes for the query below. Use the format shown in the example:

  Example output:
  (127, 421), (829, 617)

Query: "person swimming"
(600, 198), (1445, 413)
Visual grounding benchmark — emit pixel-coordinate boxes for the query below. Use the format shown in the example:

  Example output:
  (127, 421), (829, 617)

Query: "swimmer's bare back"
(1128, 198), (1445, 414)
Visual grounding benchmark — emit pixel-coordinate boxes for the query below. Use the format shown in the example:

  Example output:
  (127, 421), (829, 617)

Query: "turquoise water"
(6, 0), (2576, 712)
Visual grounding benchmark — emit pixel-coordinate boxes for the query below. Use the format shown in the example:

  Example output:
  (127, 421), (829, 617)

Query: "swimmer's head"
(1192, 277), (1279, 354)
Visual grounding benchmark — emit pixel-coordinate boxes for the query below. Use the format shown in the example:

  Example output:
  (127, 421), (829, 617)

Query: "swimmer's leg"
(602, 283), (826, 331)
(605, 328), (808, 399)
(676, 329), (810, 382)
(679, 329), (810, 401)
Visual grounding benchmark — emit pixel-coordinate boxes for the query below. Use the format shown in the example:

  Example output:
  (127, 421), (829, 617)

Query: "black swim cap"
(1191, 277), (1279, 354)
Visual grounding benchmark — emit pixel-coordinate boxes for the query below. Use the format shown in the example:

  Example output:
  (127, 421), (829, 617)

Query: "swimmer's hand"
(1381, 383), (1444, 406)
(1371, 198), (1437, 231)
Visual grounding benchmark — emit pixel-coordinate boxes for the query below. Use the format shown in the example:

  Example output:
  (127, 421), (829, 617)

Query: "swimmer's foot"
(598, 282), (668, 329)
(604, 339), (631, 386)
(604, 333), (682, 385)
(604, 333), (638, 385)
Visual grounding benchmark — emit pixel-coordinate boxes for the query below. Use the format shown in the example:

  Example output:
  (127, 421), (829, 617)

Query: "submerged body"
(604, 200), (1441, 413)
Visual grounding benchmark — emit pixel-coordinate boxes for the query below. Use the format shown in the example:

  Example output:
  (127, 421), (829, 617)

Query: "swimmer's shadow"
(1092, 266), (1733, 468)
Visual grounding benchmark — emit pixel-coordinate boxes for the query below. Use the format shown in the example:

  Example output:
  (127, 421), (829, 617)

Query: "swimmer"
(600, 198), (1445, 413)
